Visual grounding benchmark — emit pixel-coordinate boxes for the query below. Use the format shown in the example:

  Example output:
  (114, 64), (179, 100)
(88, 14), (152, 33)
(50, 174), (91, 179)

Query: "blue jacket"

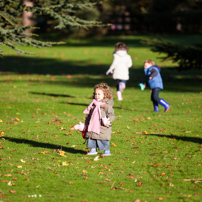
(144, 66), (163, 90)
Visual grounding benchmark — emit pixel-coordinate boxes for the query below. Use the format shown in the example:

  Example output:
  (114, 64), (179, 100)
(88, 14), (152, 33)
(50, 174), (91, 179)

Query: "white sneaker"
(87, 149), (98, 155)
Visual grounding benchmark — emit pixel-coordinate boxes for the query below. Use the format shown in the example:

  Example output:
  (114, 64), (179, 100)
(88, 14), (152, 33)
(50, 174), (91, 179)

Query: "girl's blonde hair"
(144, 59), (155, 66)
(93, 83), (112, 100)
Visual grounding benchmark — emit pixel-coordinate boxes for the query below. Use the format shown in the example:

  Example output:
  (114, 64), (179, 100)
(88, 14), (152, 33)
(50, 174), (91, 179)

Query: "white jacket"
(108, 50), (132, 80)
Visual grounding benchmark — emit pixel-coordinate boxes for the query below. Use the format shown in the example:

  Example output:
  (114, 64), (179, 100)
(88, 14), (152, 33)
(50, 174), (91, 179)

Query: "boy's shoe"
(159, 99), (171, 112)
(102, 150), (111, 156)
(153, 102), (159, 112)
(87, 148), (98, 155)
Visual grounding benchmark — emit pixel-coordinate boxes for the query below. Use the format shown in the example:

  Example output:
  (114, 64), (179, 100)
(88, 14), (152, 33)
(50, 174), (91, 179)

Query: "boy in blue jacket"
(143, 59), (171, 112)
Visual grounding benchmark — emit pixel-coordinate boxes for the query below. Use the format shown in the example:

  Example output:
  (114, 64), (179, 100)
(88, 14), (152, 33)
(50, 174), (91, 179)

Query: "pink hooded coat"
(84, 98), (115, 141)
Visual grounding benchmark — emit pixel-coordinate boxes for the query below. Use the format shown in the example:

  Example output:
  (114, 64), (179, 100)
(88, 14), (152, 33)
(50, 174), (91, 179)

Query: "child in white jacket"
(106, 42), (132, 101)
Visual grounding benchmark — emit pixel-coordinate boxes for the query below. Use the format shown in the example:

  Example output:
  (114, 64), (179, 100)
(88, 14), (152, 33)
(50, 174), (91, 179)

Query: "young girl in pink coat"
(74, 83), (115, 156)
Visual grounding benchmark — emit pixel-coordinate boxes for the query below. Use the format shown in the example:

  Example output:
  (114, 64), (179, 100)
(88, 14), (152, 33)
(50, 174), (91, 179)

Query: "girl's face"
(95, 89), (104, 102)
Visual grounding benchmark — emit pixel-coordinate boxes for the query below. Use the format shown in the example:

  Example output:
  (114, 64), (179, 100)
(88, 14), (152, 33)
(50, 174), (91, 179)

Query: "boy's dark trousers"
(151, 88), (161, 103)
(151, 88), (171, 112)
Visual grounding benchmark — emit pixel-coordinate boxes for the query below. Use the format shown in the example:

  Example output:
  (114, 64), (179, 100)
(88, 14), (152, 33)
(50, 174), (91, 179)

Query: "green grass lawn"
(0, 35), (202, 202)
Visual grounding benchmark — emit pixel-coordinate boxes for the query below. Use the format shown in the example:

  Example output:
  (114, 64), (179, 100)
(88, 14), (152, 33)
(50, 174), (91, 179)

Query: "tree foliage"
(144, 39), (202, 70)
(0, 0), (103, 56)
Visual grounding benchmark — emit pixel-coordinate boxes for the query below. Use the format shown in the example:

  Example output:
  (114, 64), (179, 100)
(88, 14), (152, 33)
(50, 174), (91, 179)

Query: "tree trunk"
(22, 0), (33, 30)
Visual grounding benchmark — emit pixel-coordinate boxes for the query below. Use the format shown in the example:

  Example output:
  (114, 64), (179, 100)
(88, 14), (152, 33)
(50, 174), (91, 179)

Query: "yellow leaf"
(111, 142), (117, 147)
(58, 150), (66, 157)
(82, 170), (88, 174)
(20, 159), (26, 163)
(17, 165), (22, 168)
(62, 161), (69, 166)
(0, 130), (5, 136)
(15, 118), (20, 122)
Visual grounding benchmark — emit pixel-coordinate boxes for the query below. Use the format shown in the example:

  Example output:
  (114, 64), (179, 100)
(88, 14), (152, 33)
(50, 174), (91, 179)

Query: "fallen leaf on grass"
(20, 159), (26, 163)
(7, 181), (15, 186)
(70, 145), (77, 147)
(157, 197), (164, 200)
(58, 150), (66, 157)
(0, 195), (7, 198)
(94, 156), (99, 161)
(14, 118), (20, 122)
(62, 161), (69, 166)
(41, 151), (50, 154)
(4, 174), (12, 177)
(183, 179), (202, 181)
(8, 190), (17, 193)
(136, 181), (143, 186)
(0, 130), (4, 136)
(111, 142), (117, 147)
(111, 187), (122, 190)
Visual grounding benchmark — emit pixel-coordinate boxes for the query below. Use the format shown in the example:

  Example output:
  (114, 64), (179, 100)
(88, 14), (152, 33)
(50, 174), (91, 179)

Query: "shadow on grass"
(0, 56), (201, 92)
(4, 136), (86, 154)
(38, 34), (148, 48)
(0, 56), (108, 75)
(60, 102), (89, 107)
(146, 134), (202, 144)
(30, 92), (75, 98)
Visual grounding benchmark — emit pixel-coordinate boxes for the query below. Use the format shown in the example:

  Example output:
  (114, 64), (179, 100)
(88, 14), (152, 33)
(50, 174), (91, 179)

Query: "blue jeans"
(151, 88), (161, 104)
(87, 139), (110, 151)
(116, 80), (126, 91)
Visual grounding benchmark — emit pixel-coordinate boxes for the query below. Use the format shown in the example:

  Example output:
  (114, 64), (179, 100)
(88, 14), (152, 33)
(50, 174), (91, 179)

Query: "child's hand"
(74, 122), (86, 132)
(102, 117), (110, 127)
(149, 76), (152, 80)
(106, 69), (113, 75)
(104, 120), (111, 127)
(139, 83), (145, 90)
